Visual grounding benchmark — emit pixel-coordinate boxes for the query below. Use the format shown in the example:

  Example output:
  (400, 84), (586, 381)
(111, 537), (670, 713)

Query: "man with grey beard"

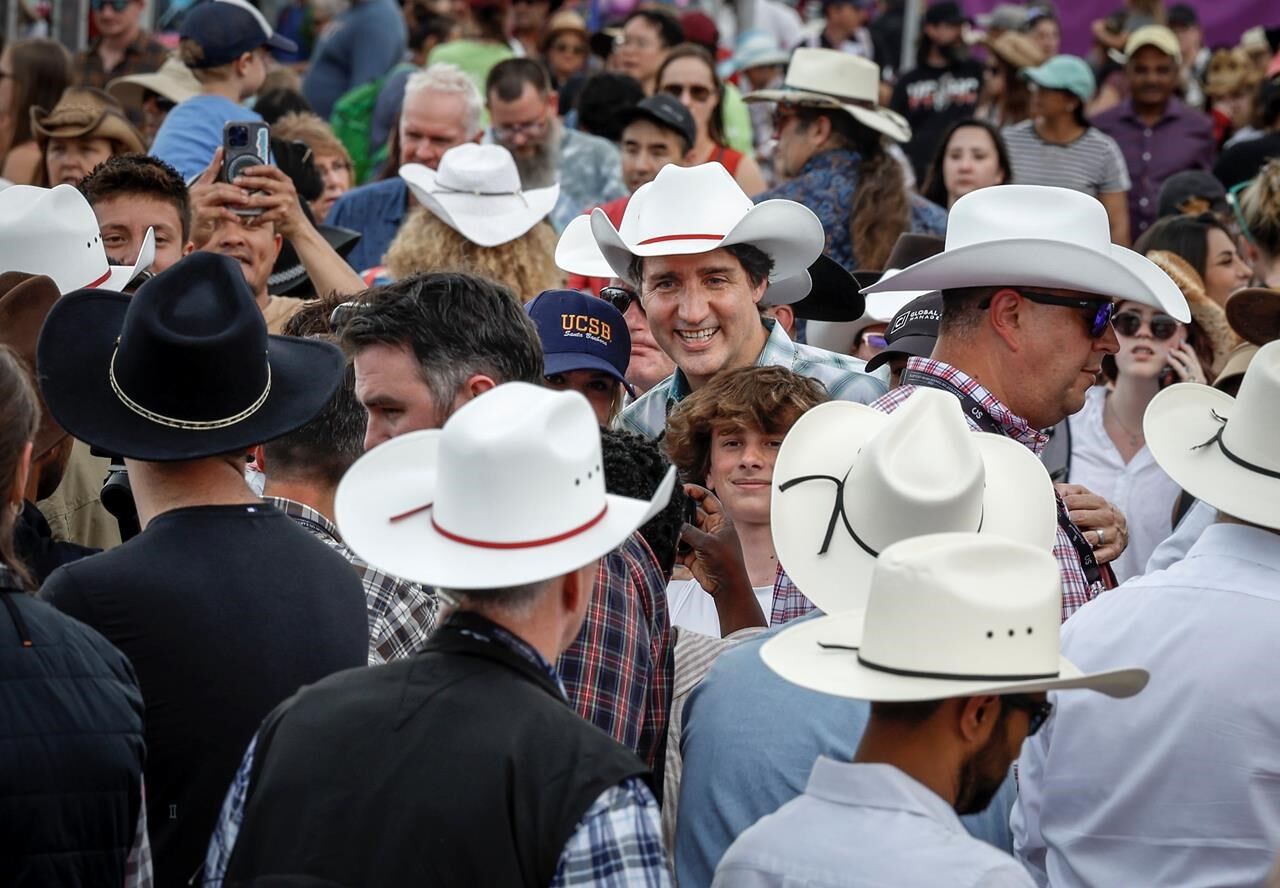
(486, 59), (627, 233)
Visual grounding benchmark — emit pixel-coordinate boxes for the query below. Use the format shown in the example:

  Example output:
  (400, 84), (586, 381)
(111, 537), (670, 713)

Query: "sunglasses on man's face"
(662, 82), (714, 103)
(1003, 695), (1053, 737)
(91, 0), (133, 12)
(602, 286), (642, 316)
(1113, 311), (1179, 340)
(984, 290), (1116, 338)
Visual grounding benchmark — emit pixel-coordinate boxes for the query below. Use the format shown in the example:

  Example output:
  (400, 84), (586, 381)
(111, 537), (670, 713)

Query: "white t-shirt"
(1067, 386), (1182, 582)
(666, 578), (775, 638)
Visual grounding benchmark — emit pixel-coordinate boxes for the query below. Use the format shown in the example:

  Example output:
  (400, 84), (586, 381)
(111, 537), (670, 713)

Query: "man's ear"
(184, 241), (196, 256)
(251, 444), (267, 474)
(546, 90), (559, 115)
(958, 694), (1003, 748)
(451, 373), (498, 412)
(273, 233), (283, 260)
(771, 304), (796, 338)
(986, 288), (1026, 352)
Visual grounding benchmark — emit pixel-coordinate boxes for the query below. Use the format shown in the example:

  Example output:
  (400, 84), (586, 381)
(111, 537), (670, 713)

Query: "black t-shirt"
(1214, 131), (1280, 190)
(890, 58), (984, 182)
(40, 503), (368, 887)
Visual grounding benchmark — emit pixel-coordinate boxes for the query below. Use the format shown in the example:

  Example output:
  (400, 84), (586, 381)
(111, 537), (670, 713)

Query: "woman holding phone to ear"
(1066, 251), (1230, 582)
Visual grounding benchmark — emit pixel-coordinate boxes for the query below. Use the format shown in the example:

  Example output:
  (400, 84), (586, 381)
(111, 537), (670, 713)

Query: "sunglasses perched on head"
(1226, 178), (1255, 245)
(602, 285), (641, 315)
(1113, 311), (1179, 340)
(91, 0), (133, 12)
(1003, 695), (1053, 736)
(981, 290), (1116, 338)
(662, 82), (714, 103)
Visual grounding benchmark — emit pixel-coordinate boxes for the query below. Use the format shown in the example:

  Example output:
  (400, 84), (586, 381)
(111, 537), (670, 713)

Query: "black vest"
(0, 582), (145, 885)
(223, 614), (650, 887)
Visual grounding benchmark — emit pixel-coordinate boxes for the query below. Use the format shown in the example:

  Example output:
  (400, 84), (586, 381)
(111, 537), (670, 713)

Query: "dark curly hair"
(601, 428), (689, 580)
(78, 153), (192, 243)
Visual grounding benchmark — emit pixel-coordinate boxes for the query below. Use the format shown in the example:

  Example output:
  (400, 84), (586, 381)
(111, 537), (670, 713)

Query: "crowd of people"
(2, 0), (1280, 885)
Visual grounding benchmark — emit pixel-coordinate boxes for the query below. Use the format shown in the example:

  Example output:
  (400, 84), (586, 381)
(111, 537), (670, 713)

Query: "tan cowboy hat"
(0, 273), (67, 458)
(31, 87), (145, 154)
(541, 9), (588, 47)
(744, 48), (911, 144)
(985, 30), (1046, 70)
(1144, 250), (1239, 374)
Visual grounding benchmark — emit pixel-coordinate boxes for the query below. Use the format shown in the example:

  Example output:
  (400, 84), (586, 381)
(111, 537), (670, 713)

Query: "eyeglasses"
(983, 290), (1116, 338)
(772, 104), (803, 134)
(551, 41), (588, 56)
(862, 333), (888, 350)
(1113, 310), (1179, 340)
(662, 82), (714, 103)
(91, 0), (133, 11)
(1226, 178), (1255, 246)
(602, 285), (642, 315)
(1002, 695), (1054, 736)
(492, 116), (549, 142)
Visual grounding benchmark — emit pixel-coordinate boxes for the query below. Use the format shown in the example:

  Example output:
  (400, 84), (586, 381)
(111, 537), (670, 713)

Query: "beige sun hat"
(108, 55), (202, 112)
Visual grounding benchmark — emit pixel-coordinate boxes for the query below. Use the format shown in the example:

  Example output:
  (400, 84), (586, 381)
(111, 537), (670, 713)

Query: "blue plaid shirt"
(615, 319), (887, 439)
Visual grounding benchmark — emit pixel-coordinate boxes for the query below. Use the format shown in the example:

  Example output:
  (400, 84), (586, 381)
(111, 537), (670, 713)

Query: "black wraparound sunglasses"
(1003, 695), (1054, 736)
(982, 290), (1116, 338)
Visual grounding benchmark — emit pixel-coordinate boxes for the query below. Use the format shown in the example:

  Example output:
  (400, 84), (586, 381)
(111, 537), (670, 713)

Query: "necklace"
(1105, 395), (1144, 448)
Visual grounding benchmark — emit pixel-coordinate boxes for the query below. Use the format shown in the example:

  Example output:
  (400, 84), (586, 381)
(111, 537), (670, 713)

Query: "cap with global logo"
(865, 291), (942, 373)
(526, 289), (635, 396)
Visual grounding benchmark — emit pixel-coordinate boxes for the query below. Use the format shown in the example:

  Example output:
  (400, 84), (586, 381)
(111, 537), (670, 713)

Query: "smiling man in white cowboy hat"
(593, 161), (886, 440)
(674, 389), (1062, 886)
(714, 532), (1147, 887)
(204, 382), (677, 886)
(35, 251), (368, 885)
(1013, 340), (1280, 887)
(866, 182), (1191, 620)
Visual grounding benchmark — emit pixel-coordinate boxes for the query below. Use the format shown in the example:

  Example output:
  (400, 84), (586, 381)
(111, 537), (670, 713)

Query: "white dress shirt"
(714, 759), (1035, 887)
(1013, 523), (1280, 887)
(1145, 498), (1215, 574)
(1067, 387), (1182, 581)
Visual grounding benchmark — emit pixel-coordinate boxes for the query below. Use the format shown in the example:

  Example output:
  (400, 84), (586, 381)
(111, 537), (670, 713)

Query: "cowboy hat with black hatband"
(36, 251), (345, 463)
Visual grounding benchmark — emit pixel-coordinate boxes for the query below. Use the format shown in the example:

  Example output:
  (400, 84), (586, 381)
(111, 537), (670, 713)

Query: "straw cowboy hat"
(590, 162), (824, 287)
(761, 532), (1150, 702)
(400, 144), (559, 248)
(1225, 287), (1280, 346)
(864, 185), (1191, 321)
(0, 184), (154, 294)
(984, 30), (1047, 71)
(36, 252), (345, 462)
(31, 87), (145, 155)
(334, 383), (675, 589)
(770, 388), (1057, 615)
(1144, 250), (1238, 374)
(0, 273), (66, 458)
(108, 54), (202, 111)
(1144, 339), (1280, 530)
(744, 48), (910, 144)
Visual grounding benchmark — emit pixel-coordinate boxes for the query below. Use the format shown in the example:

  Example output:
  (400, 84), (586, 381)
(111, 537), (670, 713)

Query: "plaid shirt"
(266, 497), (437, 664)
(558, 532), (673, 773)
(74, 32), (170, 90)
(615, 319), (888, 440)
(124, 778), (152, 888)
(769, 563), (816, 625)
(872, 357), (1104, 621)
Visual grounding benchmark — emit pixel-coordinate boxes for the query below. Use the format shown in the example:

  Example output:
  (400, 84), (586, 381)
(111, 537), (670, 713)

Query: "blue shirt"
(150, 95), (263, 182)
(302, 0), (407, 119)
(755, 148), (948, 272)
(326, 176), (408, 274)
(676, 617), (1017, 888)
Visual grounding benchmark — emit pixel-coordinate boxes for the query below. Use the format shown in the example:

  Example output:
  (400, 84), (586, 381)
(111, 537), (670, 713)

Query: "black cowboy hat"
(37, 251), (345, 462)
(789, 255), (867, 322)
(850, 233), (945, 290)
(270, 219), (362, 295)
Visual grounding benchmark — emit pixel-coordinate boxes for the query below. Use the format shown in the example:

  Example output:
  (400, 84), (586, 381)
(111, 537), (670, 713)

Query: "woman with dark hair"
(922, 118), (1012, 208)
(0, 38), (73, 184)
(656, 44), (766, 196)
(1001, 54), (1132, 244)
(1135, 212), (1252, 307)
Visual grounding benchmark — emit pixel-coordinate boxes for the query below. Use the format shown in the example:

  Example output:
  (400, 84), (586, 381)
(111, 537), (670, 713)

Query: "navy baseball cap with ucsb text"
(181, 0), (298, 68)
(526, 289), (635, 396)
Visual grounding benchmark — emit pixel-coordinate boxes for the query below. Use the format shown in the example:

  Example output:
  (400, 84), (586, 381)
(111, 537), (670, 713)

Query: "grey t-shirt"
(1002, 120), (1132, 197)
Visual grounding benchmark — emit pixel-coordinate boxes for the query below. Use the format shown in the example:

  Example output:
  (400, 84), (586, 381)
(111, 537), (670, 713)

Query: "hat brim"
(1144, 383), (1280, 529)
(108, 70), (201, 108)
(269, 224), (362, 295)
(99, 227), (156, 293)
(863, 239), (1191, 322)
(334, 430), (676, 588)
(787, 256), (865, 321)
(770, 402), (1058, 615)
(556, 213), (617, 278)
(267, 32), (299, 55)
(402, 164), (559, 247)
(1226, 288), (1280, 346)
(864, 334), (935, 371)
(543, 351), (635, 397)
(760, 610), (1150, 701)
(744, 88), (911, 143)
(36, 290), (345, 462)
(719, 50), (791, 77)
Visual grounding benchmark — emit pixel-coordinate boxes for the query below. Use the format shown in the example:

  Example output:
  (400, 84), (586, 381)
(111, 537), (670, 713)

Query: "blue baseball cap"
(526, 289), (634, 396)
(181, 0), (298, 69)
(1022, 55), (1096, 104)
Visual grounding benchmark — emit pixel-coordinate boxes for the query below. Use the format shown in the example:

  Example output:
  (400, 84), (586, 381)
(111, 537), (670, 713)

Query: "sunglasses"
(492, 117), (548, 142)
(1113, 311), (1179, 340)
(662, 82), (714, 103)
(1003, 695), (1054, 737)
(1226, 178), (1255, 245)
(862, 333), (888, 350)
(983, 291), (1116, 338)
(551, 41), (588, 55)
(602, 285), (642, 315)
(91, 0), (133, 11)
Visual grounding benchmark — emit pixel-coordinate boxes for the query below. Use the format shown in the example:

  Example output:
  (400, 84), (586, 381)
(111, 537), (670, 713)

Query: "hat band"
(433, 184), (530, 207)
(388, 501), (610, 549)
(108, 345), (272, 431)
(84, 268), (112, 290)
(1193, 410), (1280, 480)
(637, 233), (725, 246)
(816, 642), (1061, 682)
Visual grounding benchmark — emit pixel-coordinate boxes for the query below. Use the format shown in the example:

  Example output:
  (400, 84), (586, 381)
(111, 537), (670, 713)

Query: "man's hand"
(678, 484), (766, 635)
(231, 163), (312, 240)
(188, 148), (250, 249)
(1055, 482), (1129, 565)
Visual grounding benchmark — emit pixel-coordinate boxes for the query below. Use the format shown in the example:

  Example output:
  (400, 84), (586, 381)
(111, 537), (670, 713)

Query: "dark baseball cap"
(1157, 170), (1228, 219)
(181, 0), (298, 69)
(925, 1), (969, 26)
(1166, 3), (1198, 28)
(617, 94), (697, 152)
(526, 289), (635, 396)
(865, 291), (942, 372)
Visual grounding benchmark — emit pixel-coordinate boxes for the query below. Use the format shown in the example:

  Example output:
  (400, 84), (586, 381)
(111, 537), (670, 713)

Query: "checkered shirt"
(872, 358), (1104, 622)
(615, 319), (888, 439)
(124, 778), (152, 888)
(769, 563), (817, 625)
(266, 497), (437, 664)
(558, 532), (673, 773)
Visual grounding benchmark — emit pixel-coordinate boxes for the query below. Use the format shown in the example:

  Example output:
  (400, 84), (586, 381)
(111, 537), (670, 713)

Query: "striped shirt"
(1001, 121), (1131, 198)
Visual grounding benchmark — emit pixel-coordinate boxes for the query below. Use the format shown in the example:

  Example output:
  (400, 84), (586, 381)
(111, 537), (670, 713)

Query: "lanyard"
(900, 370), (1104, 588)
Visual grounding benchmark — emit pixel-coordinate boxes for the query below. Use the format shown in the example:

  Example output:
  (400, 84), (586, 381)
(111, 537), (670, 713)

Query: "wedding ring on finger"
(1095, 528), (1106, 547)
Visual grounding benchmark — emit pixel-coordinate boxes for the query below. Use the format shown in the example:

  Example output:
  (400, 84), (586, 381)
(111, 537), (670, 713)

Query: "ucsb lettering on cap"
(526, 289), (635, 396)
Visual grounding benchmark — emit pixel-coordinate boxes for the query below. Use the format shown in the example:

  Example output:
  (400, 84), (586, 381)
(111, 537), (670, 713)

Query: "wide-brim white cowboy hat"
(335, 382), (675, 589)
(400, 143), (559, 248)
(771, 388), (1057, 616)
(745, 48), (911, 144)
(863, 184), (1190, 322)
(762, 532), (1150, 702)
(0, 184), (154, 294)
(590, 162), (823, 287)
(1144, 339), (1280, 530)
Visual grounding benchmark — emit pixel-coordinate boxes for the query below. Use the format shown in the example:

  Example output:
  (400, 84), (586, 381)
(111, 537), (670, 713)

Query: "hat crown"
(0, 185), (113, 294)
(434, 143), (523, 195)
(782, 48), (880, 105)
(1219, 340), (1280, 475)
(432, 384), (609, 547)
(625, 163), (755, 246)
(527, 288), (631, 366)
(857, 532), (1063, 681)
(944, 184), (1110, 253)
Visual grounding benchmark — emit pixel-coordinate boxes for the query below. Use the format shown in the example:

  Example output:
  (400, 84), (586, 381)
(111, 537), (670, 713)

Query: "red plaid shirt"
(557, 531), (673, 775)
(769, 563), (816, 625)
(873, 357), (1104, 622)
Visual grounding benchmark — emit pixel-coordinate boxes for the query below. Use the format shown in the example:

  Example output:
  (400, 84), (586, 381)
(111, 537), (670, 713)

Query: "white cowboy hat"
(771, 388), (1057, 615)
(806, 268), (935, 354)
(590, 162), (824, 287)
(0, 184), (154, 294)
(1144, 339), (1280, 530)
(744, 48), (911, 144)
(718, 29), (791, 78)
(400, 143), (559, 248)
(761, 532), (1150, 701)
(334, 382), (675, 589)
(863, 185), (1190, 321)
